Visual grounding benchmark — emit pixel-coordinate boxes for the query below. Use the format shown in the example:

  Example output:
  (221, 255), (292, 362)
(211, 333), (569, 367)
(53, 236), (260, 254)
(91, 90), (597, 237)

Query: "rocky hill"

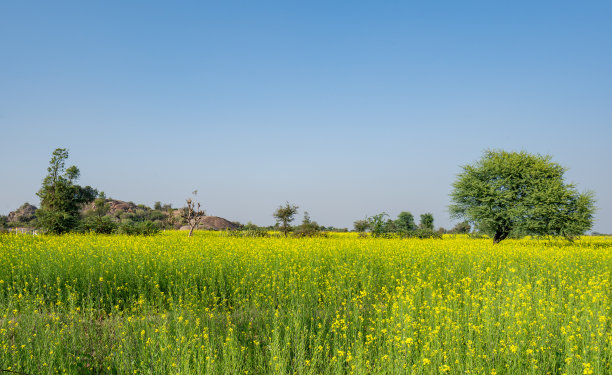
(82, 199), (142, 216)
(8, 203), (37, 223)
(5, 199), (240, 231)
(179, 216), (240, 231)
(84, 198), (240, 230)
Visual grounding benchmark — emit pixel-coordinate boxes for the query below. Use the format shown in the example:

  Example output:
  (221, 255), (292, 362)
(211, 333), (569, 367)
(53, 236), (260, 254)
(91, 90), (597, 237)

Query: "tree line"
(0, 148), (597, 243)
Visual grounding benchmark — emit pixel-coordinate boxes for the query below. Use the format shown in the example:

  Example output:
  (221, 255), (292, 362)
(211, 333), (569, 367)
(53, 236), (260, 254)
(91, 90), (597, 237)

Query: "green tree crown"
(449, 150), (595, 243)
(419, 213), (434, 231)
(273, 202), (299, 237)
(36, 148), (98, 234)
(395, 211), (416, 232)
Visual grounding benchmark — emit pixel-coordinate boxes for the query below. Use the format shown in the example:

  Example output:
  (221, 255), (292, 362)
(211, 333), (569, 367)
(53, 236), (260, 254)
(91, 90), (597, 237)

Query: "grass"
(0, 232), (610, 374)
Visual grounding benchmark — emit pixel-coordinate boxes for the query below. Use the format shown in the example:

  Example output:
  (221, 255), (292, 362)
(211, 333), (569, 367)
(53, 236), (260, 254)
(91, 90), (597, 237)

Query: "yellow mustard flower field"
(0, 232), (610, 374)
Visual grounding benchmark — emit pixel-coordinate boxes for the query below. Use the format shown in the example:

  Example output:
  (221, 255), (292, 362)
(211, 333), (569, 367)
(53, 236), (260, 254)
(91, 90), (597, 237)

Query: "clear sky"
(1, 1), (611, 232)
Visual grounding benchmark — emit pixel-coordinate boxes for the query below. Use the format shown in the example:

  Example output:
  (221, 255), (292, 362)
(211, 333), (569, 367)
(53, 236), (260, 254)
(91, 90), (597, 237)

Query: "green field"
(0, 233), (610, 374)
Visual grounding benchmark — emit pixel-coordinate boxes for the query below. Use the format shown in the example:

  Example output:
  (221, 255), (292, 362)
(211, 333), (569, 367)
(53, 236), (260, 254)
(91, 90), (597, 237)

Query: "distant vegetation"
(0, 148), (599, 241)
(351, 211), (468, 239)
(273, 202), (299, 237)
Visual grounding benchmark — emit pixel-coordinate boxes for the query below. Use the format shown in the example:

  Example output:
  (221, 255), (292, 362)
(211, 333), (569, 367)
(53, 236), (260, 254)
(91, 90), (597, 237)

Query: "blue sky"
(1, 1), (611, 232)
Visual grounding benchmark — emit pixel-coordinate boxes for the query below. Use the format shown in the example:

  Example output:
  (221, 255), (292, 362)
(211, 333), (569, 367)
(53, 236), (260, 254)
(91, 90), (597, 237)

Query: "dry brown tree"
(183, 190), (206, 237)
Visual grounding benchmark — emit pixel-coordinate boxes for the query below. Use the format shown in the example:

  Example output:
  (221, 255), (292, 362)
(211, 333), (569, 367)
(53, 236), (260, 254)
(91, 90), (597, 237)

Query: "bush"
(402, 229), (443, 239)
(368, 213), (390, 237)
(292, 223), (320, 238)
(0, 215), (8, 230)
(116, 220), (160, 236)
(147, 210), (166, 222)
(224, 228), (270, 238)
(449, 221), (471, 234)
(81, 216), (118, 234)
(291, 231), (328, 238)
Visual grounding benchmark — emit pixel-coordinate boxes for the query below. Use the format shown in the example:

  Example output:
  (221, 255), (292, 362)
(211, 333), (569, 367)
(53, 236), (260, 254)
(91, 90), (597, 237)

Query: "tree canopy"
(396, 211), (416, 232)
(36, 148), (97, 234)
(353, 219), (370, 233)
(273, 202), (299, 237)
(449, 150), (595, 243)
(419, 213), (434, 231)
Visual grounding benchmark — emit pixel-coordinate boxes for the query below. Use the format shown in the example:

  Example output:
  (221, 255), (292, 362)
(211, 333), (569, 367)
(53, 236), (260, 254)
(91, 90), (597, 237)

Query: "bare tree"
(183, 190), (206, 237)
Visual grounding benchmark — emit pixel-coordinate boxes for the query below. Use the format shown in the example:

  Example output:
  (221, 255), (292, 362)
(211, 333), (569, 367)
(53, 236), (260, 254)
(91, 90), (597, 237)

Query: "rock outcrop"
(82, 199), (140, 216)
(179, 216), (240, 231)
(8, 203), (37, 223)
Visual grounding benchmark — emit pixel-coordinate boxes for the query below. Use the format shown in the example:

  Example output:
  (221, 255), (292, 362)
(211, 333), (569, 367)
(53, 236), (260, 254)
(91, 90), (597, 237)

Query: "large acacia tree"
(449, 150), (595, 243)
(36, 148), (97, 234)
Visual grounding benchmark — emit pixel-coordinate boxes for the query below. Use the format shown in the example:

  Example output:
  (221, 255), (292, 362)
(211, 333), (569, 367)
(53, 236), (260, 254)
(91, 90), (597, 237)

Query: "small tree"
(450, 150), (595, 243)
(293, 211), (320, 237)
(368, 212), (390, 237)
(450, 221), (471, 234)
(82, 192), (117, 234)
(419, 213), (434, 230)
(90, 192), (111, 218)
(273, 202), (298, 237)
(182, 190), (206, 237)
(353, 219), (370, 233)
(395, 211), (416, 232)
(36, 148), (97, 234)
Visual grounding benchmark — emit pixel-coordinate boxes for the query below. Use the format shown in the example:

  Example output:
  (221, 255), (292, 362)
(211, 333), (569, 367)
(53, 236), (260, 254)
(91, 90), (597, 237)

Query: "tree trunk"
(493, 230), (509, 244)
(188, 225), (195, 237)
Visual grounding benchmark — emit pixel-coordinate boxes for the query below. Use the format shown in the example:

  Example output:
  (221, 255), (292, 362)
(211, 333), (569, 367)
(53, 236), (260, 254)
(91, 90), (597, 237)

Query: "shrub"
(403, 229), (443, 239)
(224, 228), (270, 238)
(116, 220), (160, 236)
(292, 212), (321, 238)
(81, 216), (118, 234)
